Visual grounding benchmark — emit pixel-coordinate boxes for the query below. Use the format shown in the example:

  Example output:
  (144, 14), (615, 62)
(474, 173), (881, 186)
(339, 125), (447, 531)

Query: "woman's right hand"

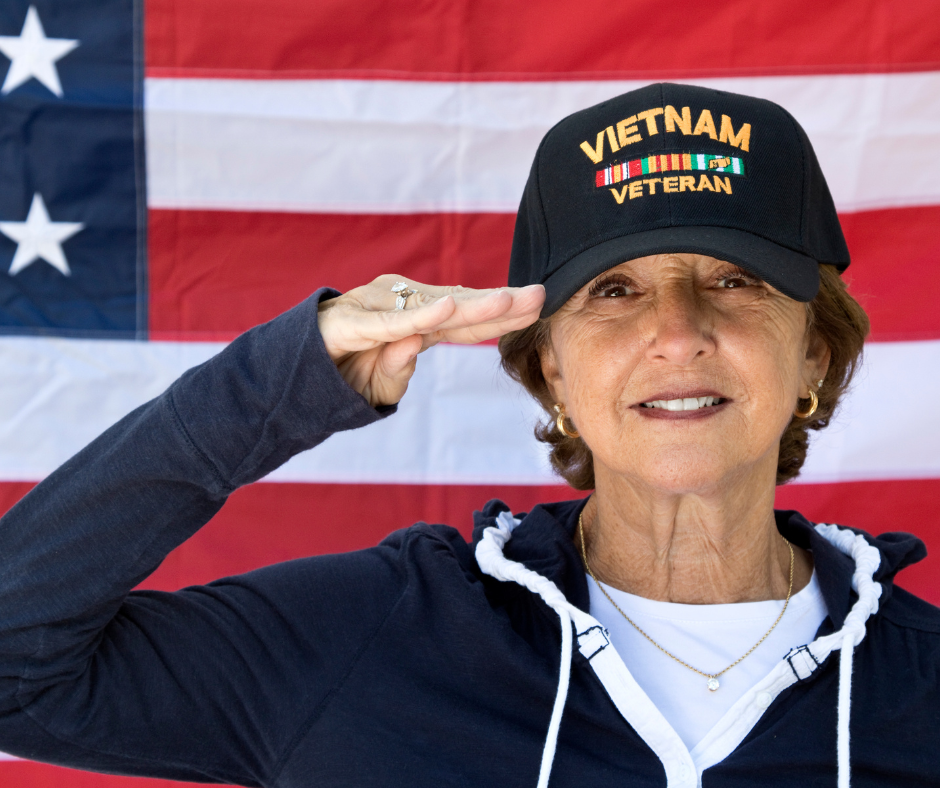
(317, 275), (545, 408)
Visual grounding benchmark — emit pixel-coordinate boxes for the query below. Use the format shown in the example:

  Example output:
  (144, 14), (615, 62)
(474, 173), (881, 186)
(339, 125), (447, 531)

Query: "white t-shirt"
(587, 571), (828, 751)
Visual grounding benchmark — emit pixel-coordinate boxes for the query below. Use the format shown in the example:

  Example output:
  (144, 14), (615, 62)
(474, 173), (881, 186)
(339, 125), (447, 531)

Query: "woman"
(0, 83), (936, 788)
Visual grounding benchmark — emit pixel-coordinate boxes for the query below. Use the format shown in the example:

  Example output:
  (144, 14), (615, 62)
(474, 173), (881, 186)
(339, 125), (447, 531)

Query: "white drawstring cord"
(476, 512), (582, 788)
(538, 606), (572, 788)
(814, 524), (883, 788)
(837, 632), (854, 788)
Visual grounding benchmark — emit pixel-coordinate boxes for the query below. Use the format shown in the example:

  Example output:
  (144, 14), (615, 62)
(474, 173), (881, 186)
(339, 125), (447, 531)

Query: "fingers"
(380, 333), (423, 378)
(358, 285), (540, 406)
(319, 293), (456, 357)
(320, 280), (544, 407)
(320, 277), (545, 366)
(414, 284), (543, 331)
(365, 335), (424, 407)
(416, 284), (545, 346)
(353, 275), (473, 311)
(356, 275), (542, 325)
(423, 310), (542, 347)
(388, 284), (545, 348)
(328, 283), (544, 351)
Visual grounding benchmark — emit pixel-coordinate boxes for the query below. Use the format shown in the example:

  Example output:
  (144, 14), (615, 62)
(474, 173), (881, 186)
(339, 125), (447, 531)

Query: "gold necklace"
(578, 511), (795, 692)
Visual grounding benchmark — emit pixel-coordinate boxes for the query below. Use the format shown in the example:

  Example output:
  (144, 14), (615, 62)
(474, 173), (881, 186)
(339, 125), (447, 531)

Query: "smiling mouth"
(640, 396), (727, 411)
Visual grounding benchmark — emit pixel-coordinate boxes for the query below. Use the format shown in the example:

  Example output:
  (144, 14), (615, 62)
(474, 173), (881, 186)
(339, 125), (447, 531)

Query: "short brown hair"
(498, 264), (870, 489)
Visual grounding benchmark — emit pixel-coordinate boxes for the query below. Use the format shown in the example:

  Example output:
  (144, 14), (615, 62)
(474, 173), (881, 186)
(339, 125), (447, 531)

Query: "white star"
(0, 6), (79, 96)
(0, 193), (84, 276)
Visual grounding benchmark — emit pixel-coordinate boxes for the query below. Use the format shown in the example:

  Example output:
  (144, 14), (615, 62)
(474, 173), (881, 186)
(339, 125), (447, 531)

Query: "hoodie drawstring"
(814, 524), (883, 788)
(837, 636), (854, 788)
(475, 512), (581, 788)
(476, 515), (883, 788)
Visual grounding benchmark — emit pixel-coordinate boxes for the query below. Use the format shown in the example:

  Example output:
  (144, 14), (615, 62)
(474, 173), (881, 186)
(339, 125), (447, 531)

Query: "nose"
(643, 283), (716, 365)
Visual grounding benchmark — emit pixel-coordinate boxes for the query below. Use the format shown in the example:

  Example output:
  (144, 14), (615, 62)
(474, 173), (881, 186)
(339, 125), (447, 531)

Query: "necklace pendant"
(707, 678), (720, 692)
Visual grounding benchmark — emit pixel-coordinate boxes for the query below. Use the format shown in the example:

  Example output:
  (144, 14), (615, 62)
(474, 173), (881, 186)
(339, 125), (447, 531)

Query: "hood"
(471, 497), (927, 631)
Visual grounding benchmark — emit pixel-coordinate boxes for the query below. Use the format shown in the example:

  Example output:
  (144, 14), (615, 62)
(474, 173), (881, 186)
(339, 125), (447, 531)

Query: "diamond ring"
(391, 281), (418, 310)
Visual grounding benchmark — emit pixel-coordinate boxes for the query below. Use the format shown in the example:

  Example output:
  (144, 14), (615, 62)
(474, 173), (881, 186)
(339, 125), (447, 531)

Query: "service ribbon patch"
(596, 153), (746, 187)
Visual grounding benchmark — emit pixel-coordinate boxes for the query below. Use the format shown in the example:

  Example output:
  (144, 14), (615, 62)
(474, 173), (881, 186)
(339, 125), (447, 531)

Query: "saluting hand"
(317, 275), (545, 407)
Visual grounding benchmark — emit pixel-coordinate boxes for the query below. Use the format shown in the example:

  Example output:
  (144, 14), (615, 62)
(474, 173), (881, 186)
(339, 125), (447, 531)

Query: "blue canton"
(0, 0), (145, 337)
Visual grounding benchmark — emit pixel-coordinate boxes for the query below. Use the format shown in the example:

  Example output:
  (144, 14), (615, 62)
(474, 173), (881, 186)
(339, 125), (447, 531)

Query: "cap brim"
(540, 226), (820, 317)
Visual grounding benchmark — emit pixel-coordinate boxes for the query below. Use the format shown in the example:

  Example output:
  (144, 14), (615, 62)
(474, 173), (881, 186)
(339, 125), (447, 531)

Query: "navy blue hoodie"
(0, 291), (937, 787)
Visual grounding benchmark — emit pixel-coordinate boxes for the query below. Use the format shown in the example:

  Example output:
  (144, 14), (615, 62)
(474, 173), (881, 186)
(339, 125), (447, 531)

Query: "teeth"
(641, 397), (723, 410)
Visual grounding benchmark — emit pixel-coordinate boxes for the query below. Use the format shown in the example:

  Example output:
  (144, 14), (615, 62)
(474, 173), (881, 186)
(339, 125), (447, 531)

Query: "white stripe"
(798, 339), (940, 484)
(145, 72), (940, 215)
(0, 338), (221, 481)
(1, 338), (939, 485)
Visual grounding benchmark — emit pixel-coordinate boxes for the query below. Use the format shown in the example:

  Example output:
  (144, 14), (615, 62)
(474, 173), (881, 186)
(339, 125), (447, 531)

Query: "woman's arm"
(0, 281), (543, 784)
(0, 289), (395, 782)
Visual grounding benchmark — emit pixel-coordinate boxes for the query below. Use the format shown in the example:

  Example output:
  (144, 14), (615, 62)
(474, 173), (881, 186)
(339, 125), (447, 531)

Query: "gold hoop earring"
(794, 389), (819, 419)
(553, 404), (580, 439)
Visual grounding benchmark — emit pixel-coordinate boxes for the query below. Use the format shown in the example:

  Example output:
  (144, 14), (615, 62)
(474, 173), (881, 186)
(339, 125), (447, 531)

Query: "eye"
(588, 274), (635, 298)
(714, 267), (760, 289)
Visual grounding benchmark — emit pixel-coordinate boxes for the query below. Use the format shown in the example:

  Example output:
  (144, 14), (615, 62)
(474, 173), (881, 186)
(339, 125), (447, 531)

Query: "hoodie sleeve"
(0, 288), (403, 786)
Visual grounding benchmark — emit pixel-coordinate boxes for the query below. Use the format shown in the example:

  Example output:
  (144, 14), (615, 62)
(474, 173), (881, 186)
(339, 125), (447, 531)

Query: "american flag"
(1, 0), (939, 784)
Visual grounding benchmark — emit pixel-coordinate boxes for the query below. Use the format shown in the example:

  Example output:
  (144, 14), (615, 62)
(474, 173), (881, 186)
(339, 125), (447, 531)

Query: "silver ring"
(391, 281), (418, 310)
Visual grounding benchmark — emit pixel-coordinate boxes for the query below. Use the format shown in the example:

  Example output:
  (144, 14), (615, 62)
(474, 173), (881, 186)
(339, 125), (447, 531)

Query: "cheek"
(727, 320), (806, 427)
(553, 323), (645, 427)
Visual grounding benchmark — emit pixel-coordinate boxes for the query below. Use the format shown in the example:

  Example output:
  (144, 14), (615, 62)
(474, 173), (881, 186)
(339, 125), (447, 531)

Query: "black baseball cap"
(508, 82), (850, 316)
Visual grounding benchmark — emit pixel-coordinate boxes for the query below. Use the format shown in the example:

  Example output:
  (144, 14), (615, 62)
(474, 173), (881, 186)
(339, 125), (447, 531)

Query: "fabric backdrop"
(0, 0), (938, 784)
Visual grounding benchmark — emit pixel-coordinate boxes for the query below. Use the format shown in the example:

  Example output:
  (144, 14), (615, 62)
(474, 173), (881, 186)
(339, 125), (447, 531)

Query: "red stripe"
(0, 762), (193, 788)
(138, 482), (587, 590)
(0, 481), (582, 591)
(841, 205), (940, 342)
(145, 0), (940, 78)
(148, 210), (515, 341)
(774, 479), (940, 604)
(596, 170), (605, 187)
(149, 205), (940, 342)
(1, 479), (937, 602)
(0, 482), (33, 518)
(629, 159), (643, 178)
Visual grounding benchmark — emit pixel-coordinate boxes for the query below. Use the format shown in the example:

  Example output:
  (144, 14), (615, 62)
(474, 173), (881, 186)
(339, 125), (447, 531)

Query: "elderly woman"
(0, 83), (936, 788)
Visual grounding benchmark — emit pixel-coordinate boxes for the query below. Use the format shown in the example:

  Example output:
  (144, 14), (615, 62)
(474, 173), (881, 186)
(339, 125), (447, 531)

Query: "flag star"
(0, 193), (84, 276)
(0, 6), (79, 97)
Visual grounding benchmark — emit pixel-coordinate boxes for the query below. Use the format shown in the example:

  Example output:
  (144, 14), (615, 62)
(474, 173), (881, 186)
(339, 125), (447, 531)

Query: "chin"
(606, 446), (740, 494)
(641, 467), (731, 496)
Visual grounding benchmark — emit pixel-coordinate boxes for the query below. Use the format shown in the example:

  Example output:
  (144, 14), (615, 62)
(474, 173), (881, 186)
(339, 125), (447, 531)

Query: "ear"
(538, 335), (566, 405)
(802, 331), (831, 393)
